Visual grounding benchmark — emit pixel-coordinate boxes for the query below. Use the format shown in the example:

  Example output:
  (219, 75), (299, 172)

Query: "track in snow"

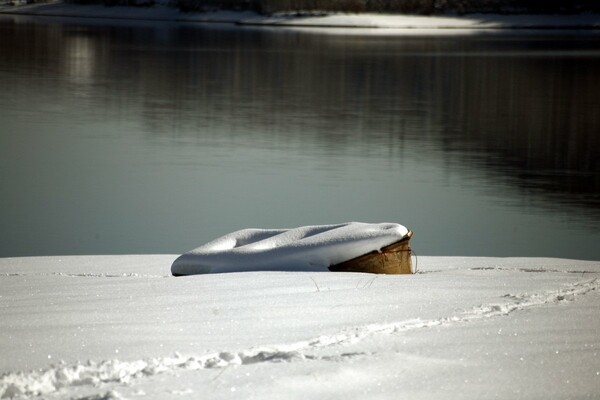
(1, 278), (597, 399)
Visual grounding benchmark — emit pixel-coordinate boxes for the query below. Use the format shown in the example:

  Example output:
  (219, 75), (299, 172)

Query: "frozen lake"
(1, 16), (599, 259)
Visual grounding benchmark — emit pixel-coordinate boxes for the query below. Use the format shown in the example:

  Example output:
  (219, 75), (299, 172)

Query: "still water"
(1, 16), (599, 260)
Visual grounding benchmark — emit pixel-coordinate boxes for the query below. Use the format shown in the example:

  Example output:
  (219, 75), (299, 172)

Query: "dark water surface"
(1, 15), (599, 260)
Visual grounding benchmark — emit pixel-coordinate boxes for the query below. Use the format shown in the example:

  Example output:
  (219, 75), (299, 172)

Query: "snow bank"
(240, 12), (600, 29)
(171, 222), (410, 275)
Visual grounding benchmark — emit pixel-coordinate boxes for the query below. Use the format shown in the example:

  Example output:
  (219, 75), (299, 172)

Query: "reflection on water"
(0, 16), (599, 260)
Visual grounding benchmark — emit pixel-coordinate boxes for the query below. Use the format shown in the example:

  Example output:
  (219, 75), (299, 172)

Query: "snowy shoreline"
(1, 2), (600, 31)
(1, 254), (599, 399)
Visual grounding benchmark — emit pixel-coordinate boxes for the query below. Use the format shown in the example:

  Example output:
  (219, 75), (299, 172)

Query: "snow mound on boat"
(171, 222), (409, 275)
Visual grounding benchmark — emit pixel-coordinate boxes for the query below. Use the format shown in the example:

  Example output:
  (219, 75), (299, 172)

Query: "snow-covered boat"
(171, 222), (414, 276)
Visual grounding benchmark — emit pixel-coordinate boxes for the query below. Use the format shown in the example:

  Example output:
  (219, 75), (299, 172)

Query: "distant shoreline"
(2, 2), (600, 31)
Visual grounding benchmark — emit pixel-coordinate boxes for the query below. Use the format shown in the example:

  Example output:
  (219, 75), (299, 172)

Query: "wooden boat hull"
(329, 230), (413, 274)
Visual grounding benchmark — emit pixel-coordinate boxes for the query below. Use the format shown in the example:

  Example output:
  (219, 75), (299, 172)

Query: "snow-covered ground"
(1, 255), (599, 399)
(1, 1), (600, 32)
